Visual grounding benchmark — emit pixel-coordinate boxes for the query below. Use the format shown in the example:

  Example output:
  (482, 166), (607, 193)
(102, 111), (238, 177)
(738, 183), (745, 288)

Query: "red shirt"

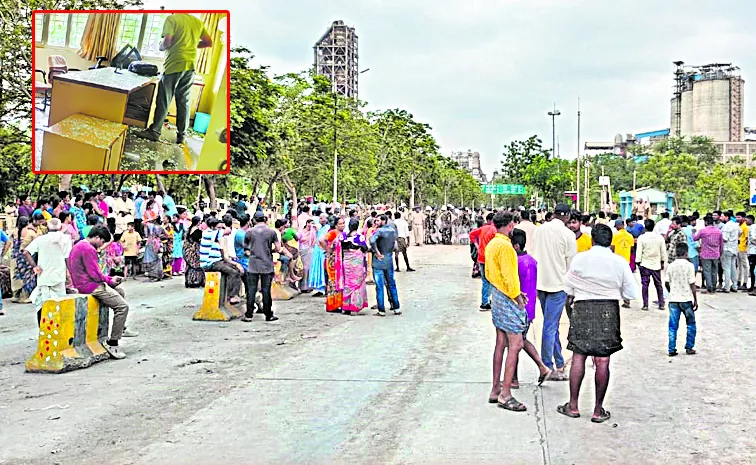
(469, 224), (497, 263)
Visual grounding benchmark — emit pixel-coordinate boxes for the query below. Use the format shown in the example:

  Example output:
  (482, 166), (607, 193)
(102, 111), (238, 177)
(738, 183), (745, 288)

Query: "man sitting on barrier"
(68, 226), (138, 360)
(200, 217), (244, 306)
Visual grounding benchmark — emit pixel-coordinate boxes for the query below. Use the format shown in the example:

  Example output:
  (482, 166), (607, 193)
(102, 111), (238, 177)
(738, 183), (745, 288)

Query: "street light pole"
(548, 104), (561, 159)
(332, 68), (371, 205)
(576, 98), (581, 209)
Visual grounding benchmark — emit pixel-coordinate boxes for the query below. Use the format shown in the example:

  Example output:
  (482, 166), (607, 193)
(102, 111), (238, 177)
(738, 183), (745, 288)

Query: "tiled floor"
(34, 106), (204, 171)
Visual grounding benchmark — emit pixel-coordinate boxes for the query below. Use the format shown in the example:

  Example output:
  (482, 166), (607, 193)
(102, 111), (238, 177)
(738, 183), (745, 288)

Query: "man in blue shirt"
(162, 189), (178, 218)
(370, 214), (401, 317)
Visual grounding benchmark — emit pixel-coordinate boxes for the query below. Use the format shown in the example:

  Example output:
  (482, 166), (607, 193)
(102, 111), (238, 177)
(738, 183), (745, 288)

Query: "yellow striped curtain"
(197, 13), (224, 75)
(78, 13), (122, 61)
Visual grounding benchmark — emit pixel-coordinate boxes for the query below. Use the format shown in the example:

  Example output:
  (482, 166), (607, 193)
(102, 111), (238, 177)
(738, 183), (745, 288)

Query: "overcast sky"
(147, 0), (755, 177)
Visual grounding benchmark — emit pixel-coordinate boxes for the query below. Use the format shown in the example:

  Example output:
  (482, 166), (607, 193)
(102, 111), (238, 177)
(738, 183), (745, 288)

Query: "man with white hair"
(23, 218), (73, 325)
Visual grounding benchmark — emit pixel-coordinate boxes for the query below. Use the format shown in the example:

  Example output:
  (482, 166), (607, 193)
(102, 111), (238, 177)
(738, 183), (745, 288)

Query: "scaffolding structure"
(671, 61), (744, 142)
(314, 21), (359, 98)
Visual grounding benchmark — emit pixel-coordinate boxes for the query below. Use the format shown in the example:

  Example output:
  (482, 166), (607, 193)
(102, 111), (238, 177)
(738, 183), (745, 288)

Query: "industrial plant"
(313, 20), (359, 98)
(585, 61), (755, 164)
(449, 150), (488, 183)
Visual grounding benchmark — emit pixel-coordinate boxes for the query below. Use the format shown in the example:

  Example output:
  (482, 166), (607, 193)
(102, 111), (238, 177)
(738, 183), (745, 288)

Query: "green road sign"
(481, 184), (526, 195)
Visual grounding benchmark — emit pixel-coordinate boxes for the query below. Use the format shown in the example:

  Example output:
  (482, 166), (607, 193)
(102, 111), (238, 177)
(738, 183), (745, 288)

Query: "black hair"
(17, 216), (30, 229)
(592, 224), (613, 247)
(394, 212), (401, 219)
(88, 225), (111, 242)
(370, 211), (378, 218)
(610, 213), (619, 220)
(644, 219), (655, 231)
(671, 216), (682, 225)
(704, 215), (714, 226)
(349, 218), (360, 232)
(86, 214), (100, 226)
(675, 242), (689, 258)
(378, 214), (388, 223)
(510, 228), (526, 252)
(127, 222), (135, 227)
(238, 214), (250, 228)
(661, 212), (670, 219)
(598, 211), (606, 219)
(226, 209), (239, 219)
(302, 205), (310, 213)
(207, 217), (221, 228)
(222, 214), (233, 228)
(492, 211), (513, 229)
(58, 211), (71, 222)
(274, 219), (286, 229)
(545, 212), (553, 221)
(485, 212), (494, 222)
(32, 212), (45, 222)
(475, 216), (485, 228)
(736, 211), (746, 218)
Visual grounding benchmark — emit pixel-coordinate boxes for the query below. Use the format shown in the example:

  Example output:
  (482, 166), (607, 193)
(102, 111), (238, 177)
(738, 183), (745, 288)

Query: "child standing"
(120, 222), (142, 279)
(665, 242), (698, 356)
(509, 228), (553, 389)
(106, 234), (126, 277)
(172, 214), (185, 276)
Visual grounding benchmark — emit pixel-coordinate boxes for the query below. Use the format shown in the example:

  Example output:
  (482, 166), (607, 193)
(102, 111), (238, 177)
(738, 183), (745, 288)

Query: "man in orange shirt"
(469, 212), (497, 311)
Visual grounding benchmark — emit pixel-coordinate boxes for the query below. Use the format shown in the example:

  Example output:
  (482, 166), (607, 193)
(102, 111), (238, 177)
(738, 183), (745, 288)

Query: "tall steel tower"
(314, 20), (359, 98)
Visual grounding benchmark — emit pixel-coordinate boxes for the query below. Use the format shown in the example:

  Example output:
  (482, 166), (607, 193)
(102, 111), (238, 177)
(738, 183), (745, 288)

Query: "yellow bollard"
(192, 271), (242, 321)
(26, 295), (110, 373)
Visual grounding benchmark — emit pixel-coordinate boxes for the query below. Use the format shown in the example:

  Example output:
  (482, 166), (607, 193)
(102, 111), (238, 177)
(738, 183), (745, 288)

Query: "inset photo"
(32, 10), (230, 174)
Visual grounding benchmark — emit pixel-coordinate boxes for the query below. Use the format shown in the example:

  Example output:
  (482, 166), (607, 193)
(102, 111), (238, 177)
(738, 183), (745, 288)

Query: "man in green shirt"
(136, 13), (213, 144)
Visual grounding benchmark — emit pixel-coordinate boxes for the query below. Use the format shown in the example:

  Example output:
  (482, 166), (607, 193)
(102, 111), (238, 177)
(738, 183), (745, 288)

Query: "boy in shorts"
(120, 222), (142, 279)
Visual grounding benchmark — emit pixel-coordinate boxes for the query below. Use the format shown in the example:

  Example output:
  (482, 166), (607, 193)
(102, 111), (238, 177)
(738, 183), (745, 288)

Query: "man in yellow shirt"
(568, 212), (592, 253)
(611, 219), (635, 308)
(737, 211), (749, 290)
(484, 211), (528, 413)
(136, 14), (213, 145)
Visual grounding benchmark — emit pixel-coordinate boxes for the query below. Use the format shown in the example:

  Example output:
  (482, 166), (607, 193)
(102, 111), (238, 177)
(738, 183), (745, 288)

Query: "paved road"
(1, 245), (754, 465)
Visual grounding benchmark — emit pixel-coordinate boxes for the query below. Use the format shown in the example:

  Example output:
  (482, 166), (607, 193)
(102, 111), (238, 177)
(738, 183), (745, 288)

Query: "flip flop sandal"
(557, 403), (580, 418)
(591, 408), (611, 423)
(538, 369), (553, 386)
(497, 396), (527, 412)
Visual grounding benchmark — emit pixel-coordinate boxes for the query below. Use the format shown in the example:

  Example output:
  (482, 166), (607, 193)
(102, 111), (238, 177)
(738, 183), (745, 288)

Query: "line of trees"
(0, 1), (487, 210)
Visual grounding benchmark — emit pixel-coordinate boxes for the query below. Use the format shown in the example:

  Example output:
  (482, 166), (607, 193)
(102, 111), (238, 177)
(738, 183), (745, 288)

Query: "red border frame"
(31, 9), (231, 175)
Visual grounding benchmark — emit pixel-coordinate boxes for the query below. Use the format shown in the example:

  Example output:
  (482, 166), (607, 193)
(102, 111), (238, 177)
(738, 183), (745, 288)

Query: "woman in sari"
(308, 213), (330, 297)
(171, 214), (185, 276)
(320, 217), (345, 313)
(12, 216), (38, 303)
(183, 216), (205, 288)
(341, 218), (368, 314)
(143, 219), (165, 282)
(298, 218), (318, 293)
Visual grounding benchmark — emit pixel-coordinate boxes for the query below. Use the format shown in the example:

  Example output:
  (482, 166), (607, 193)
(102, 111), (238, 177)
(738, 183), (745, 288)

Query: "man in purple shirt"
(693, 215), (724, 294)
(68, 226), (137, 359)
(510, 229), (553, 387)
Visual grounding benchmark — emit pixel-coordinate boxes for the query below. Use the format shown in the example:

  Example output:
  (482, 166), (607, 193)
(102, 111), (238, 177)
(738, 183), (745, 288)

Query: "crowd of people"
(469, 204), (756, 423)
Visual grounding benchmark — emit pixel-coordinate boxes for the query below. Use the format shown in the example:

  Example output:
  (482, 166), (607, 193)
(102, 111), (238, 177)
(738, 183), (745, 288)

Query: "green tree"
(499, 136), (550, 183)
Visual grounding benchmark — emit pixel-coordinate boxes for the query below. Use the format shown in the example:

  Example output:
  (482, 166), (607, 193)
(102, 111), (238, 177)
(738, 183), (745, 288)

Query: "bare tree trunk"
(410, 172), (416, 210)
(282, 174), (298, 228)
(109, 175), (116, 192)
(264, 171), (280, 205)
(116, 174), (129, 192)
(168, 175), (176, 191)
(155, 174), (166, 193)
(35, 175), (48, 200)
(252, 179), (260, 199)
(59, 174), (72, 192)
(203, 175), (217, 209)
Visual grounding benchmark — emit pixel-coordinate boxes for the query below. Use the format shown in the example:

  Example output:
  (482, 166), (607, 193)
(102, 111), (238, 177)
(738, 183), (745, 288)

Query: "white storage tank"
(691, 79), (731, 142)
(680, 89), (694, 137)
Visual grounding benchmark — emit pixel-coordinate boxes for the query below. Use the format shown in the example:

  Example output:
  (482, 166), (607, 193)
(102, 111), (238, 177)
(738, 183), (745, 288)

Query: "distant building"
(314, 20), (359, 98)
(450, 150), (488, 183)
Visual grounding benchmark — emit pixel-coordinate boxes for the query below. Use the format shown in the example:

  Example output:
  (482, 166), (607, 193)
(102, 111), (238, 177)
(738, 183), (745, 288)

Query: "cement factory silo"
(670, 62), (744, 142)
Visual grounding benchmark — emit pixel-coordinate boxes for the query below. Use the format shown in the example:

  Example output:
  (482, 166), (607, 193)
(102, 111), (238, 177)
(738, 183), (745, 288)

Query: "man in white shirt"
(104, 190), (116, 216)
(720, 211), (740, 293)
(559, 224), (639, 422)
(654, 212), (672, 238)
(23, 219), (72, 325)
(665, 242), (698, 357)
(392, 211), (415, 272)
(514, 210), (537, 252)
(747, 215), (756, 295)
(113, 191), (136, 235)
(531, 204), (577, 380)
(636, 219), (668, 311)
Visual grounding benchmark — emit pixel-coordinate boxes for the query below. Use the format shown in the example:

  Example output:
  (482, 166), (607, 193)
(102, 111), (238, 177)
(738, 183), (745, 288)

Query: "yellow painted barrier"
(26, 295), (110, 373)
(192, 271), (242, 321)
(271, 260), (298, 301)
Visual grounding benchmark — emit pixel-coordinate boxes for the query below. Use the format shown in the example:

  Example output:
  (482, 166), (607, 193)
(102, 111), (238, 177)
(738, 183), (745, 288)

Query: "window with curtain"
(115, 13), (168, 57)
(68, 14), (89, 48)
(47, 13), (69, 47)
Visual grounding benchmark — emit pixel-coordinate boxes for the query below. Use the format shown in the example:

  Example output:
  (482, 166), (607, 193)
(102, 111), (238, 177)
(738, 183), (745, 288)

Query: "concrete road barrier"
(26, 295), (110, 373)
(192, 271), (242, 321)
